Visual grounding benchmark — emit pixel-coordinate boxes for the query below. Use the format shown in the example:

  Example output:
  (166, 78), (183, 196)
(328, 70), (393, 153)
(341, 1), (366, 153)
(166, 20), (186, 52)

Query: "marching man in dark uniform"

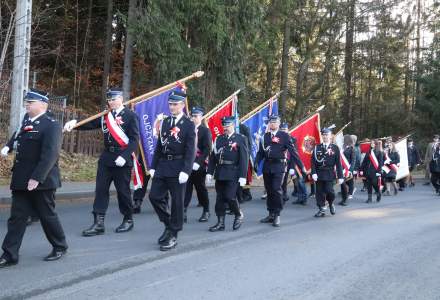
(311, 127), (344, 217)
(360, 139), (384, 203)
(64, 88), (140, 236)
(207, 116), (248, 232)
(0, 89), (68, 267)
(183, 106), (212, 223)
(255, 115), (304, 226)
(279, 122), (307, 204)
(430, 140), (440, 195)
(148, 90), (196, 251)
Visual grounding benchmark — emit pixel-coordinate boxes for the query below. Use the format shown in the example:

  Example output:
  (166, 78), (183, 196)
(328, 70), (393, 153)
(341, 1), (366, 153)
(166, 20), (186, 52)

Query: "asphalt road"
(0, 181), (439, 300)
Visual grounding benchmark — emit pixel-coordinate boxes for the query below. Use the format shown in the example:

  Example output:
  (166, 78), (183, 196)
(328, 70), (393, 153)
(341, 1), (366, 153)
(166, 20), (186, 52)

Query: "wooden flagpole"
(70, 71), (204, 129)
(202, 89), (241, 120)
(240, 90), (283, 122)
(334, 121), (352, 137)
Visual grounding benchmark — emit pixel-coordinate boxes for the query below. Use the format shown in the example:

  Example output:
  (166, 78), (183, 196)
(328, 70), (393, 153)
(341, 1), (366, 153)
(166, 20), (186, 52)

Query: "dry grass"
(0, 151), (98, 184)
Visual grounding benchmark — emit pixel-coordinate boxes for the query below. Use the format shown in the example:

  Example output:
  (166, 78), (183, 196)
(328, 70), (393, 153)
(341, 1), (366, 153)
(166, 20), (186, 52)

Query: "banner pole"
(70, 71), (204, 130)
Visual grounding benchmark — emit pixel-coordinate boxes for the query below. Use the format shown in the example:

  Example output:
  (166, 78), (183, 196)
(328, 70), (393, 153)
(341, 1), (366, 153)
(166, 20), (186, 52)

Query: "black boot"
(260, 213), (275, 223)
(115, 216), (134, 233)
(158, 228), (171, 245)
(198, 211), (210, 222)
(314, 207), (326, 217)
(233, 213), (243, 230)
(160, 232), (177, 251)
(366, 194), (373, 203)
(376, 193), (382, 202)
(82, 213), (105, 236)
(329, 203), (336, 215)
(133, 200), (142, 214)
(209, 216), (225, 232)
(272, 215), (280, 227)
(338, 199), (347, 206)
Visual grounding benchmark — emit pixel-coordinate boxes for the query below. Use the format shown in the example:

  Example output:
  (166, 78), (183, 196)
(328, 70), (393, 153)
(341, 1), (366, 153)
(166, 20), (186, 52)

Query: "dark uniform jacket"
(343, 146), (357, 173)
(207, 133), (248, 181)
(384, 151), (400, 178)
(256, 131), (303, 174)
(360, 149), (384, 178)
(239, 123), (252, 153)
(78, 107), (139, 167)
(311, 143), (343, 181)
(407, 145), (421, 168)
(7, 113), (62, 191)
(194, 125), (212, 168)
(429, 144), (440, 173)
(151, 115), (196, 177)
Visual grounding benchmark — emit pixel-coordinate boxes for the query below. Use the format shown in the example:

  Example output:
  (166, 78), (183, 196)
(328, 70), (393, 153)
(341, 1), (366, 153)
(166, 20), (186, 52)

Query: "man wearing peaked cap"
(149, 90), (196, 251)
(255, 115), (305, 227)
(207, 116), (248, 232)
(183, 106), (212, 223)
(311, 126), (344, 217)
(64, 87), (140, 237)
(0, 88), (68, 267)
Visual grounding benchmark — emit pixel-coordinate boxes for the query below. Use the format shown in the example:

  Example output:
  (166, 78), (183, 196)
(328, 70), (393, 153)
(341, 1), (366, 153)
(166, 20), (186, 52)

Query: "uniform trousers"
(1, 190), (68, 262)
(94, 161), (133, 217)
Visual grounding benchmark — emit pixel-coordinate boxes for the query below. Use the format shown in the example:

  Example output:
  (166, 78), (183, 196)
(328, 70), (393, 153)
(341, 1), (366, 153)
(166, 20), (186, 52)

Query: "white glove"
(238, 177), (246, 186)
(179, 172), (189, 184)
(375, 173), (381, 177)
(1, 146), (10, 157)
(192, 162), (200, 171)
(288, 169), (295, 176)
(149, 169), (155, 178)
(115, 156), (126, 167)
(206, 174), (213, 182)
(338, 178), (344, 185)
(384, 159), (391, 165)
(353, 170), (358, 175)
(312, 174), (318, 181)
(63, 119), (77, 132)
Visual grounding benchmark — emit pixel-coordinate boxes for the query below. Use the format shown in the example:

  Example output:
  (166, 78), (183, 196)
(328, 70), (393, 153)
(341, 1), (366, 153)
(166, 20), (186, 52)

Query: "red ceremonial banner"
(289, 113), (322, 172)
(360, 142), (371, 153)
(206, 99), (234, 141)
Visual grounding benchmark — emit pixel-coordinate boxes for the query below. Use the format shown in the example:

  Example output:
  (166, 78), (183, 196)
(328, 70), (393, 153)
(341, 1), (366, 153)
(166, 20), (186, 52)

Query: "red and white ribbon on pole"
(105, 112), (144, 190)
(340, 152), (351, 178)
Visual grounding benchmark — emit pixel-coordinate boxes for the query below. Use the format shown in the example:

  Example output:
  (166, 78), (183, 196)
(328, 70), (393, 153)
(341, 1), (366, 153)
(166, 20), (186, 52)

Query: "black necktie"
(112, 110), (116, 118)
(171, 116), (176, 128)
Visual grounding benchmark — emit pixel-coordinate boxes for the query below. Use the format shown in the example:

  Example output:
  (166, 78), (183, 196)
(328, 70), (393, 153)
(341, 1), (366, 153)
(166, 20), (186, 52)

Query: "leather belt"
(106, 146), (126, 153)
(219, 159), (235, 165)
(267, 158), (286, 163)
(161, 154), (184, 161)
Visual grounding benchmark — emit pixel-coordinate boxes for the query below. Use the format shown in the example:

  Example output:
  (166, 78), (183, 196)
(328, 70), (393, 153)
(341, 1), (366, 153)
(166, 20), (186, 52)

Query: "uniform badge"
(115, 116), (124, 125)
(170, 126), (181, 141)
(24, 125), (33, 131)
(326, 147), (334, 155)
(272, 136), (280, 143)
(229, 141), (238, 151)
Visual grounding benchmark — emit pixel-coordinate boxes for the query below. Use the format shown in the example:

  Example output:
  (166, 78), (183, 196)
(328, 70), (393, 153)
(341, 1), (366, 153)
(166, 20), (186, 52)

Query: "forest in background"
(1, 0), (439, 147)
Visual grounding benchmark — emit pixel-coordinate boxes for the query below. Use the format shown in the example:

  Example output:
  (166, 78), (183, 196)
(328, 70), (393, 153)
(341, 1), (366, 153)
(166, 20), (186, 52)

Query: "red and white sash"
(369, 150), (383, 189)
(369, 150), (380, 170)
(105, 112), (144, 190)
(340, 151), (351, 178)
(382, 152), (398, 174)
